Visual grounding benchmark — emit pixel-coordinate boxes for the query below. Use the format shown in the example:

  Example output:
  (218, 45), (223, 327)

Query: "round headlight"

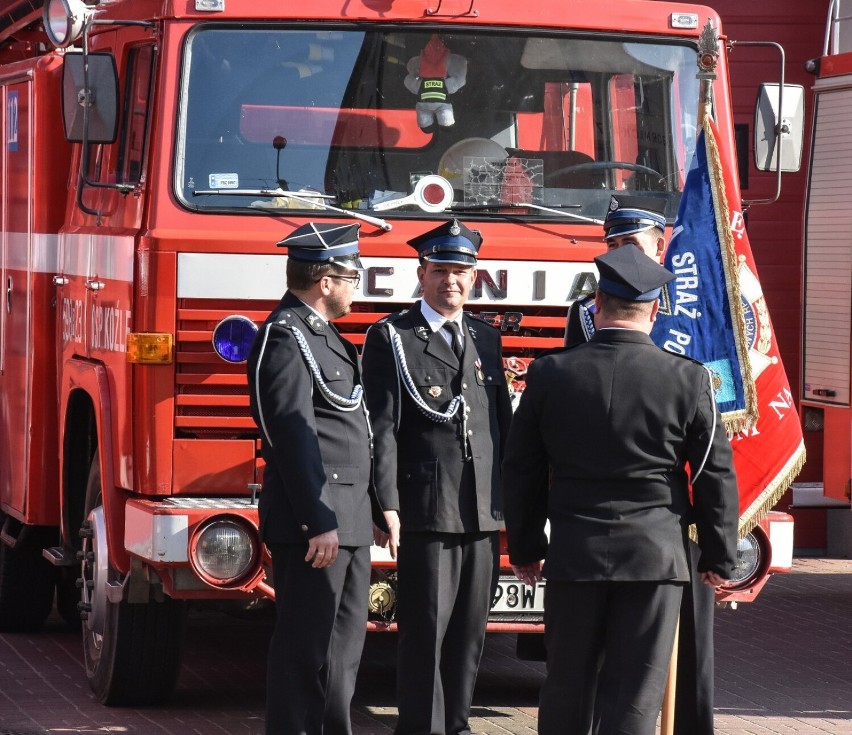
(726, 532), (762, 586)
(192, 520), (256, 584)
(212, 315), (258, 363)
(44, 0), (93, 48)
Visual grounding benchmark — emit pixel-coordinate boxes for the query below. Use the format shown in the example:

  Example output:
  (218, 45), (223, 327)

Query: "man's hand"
(373, 525), (390, 547)
(511, 562), (543, 587)
(700, 570), (727, 589)
(306, 529), (339, 568)
(382, 510), (401, 560)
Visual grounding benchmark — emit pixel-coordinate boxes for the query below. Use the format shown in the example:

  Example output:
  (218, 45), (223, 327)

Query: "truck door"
(0, 78), (33, 517)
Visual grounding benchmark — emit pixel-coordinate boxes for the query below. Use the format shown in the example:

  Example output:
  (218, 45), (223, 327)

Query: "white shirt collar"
(420, 299), (463, 334)
(293, 295), (328, 324)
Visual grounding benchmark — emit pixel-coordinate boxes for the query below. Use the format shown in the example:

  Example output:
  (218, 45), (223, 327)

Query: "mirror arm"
(734, 40), (785, 209)
(76, 18), (156, 219)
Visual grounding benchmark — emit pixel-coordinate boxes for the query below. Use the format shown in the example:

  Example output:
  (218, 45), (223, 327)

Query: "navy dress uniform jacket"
(247, 291), (380, 546)
(563, 293), (595, 347)
(503, 328), (738, 582)
(562, 303), (724, 735)
(362, 301), (512, 532)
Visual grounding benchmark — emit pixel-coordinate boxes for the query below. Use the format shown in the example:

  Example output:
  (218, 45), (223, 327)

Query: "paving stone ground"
(0, 557), (850, 734)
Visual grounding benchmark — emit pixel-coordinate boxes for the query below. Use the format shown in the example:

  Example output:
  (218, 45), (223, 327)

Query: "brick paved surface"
(0, 557), (850, 734)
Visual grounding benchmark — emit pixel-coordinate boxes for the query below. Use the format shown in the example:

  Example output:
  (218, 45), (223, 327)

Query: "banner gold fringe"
(737, 442), (807, 537)
(702, 116), (760, 433)
(689, 442), (806, 543)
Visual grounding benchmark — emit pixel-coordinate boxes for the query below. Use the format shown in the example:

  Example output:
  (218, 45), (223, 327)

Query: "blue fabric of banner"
(650, 130), (747, 419)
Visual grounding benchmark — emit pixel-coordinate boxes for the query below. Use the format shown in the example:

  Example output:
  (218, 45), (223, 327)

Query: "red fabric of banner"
(709, 118), (806, 532)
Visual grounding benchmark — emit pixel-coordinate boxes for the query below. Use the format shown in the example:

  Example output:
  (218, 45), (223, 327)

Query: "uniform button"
(300, 524), (309, 532)
(336, 370), (340, 376)
(486, 376), (493, 382)
(467, 429), (473, 435)
(462, 382), (468, 389)
(426, 375), (431, 381)
(332, 473), (339, 479)
(405, 473), (411, 479)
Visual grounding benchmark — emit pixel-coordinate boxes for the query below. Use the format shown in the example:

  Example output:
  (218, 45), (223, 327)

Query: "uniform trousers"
(266, 543), (370, 735)
(394, 530), (499, 735)
(540, 580), (684, 735)
(674, 540), (716, 735)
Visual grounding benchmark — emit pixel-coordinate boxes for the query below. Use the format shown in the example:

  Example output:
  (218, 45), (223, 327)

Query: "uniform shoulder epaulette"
(376, 309), (408, 325)
(536, 345), (571, 360)
(465, 312), (500, 330)
(664, 349), (705, 367)
(273, 312), (295, 328)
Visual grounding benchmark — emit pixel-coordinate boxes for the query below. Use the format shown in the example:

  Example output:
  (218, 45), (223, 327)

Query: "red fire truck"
(800, 0), (852, 547)
(0, 0), (798, 705)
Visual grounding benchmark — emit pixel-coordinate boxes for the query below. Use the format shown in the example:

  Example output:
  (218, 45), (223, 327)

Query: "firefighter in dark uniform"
(505, 245), (739, 735)
(247, 222), (385, 735)
(564, 195), (722, 735)
(362, 219), (512, 735)
(564, 195), (667, 347)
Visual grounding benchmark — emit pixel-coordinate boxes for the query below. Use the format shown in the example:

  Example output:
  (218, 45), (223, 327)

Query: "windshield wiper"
(192, 187), (392, 231)
(451, 201), (604, 225)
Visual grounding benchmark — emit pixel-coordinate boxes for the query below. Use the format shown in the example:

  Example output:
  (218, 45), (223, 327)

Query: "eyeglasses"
(327, 273), (361, 288)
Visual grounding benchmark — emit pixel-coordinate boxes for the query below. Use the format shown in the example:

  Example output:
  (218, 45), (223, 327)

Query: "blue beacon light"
(212, 316), (258, 363)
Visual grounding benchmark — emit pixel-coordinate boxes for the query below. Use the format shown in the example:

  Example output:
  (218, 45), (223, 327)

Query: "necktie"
(442, 321), (464, 362)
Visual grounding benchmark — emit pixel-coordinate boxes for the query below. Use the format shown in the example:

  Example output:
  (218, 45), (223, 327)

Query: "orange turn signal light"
(127, 333), (174, 364)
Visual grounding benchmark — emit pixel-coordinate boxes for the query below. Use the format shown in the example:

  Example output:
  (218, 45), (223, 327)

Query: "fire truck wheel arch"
(60, 359), (129, 574)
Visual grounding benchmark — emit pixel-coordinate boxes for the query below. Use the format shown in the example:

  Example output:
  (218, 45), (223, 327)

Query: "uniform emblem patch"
(428, 386), (443, 398)
(306, 313), (325, 333)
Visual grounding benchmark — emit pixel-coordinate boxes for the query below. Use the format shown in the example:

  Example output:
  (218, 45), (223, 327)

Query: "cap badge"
(609, 195), (619, 211)
(428, 386), (443, 398)
(449, 221), (461, 236)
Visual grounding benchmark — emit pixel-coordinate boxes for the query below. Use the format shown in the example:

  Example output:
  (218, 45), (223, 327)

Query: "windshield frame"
(173, 22), (702, 226)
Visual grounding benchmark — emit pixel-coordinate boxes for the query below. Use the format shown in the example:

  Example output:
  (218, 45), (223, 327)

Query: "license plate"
(490, 577), (546, 613)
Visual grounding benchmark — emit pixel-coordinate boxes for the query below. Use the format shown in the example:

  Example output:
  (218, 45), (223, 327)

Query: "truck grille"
(175, 300), (271, 439)
(175, 299), (567, 438)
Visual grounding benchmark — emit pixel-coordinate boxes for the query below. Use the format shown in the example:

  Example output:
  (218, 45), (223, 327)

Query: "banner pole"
(660, 616), (680, 735)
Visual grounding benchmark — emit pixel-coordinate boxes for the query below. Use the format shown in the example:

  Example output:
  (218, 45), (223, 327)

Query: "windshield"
(176, 26), (699, 223)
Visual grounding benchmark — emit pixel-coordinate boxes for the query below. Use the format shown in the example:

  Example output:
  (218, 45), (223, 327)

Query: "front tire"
(80, 452), (185, 705)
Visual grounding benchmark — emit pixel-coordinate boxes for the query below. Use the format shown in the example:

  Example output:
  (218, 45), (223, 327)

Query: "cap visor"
(603, 222), (660, 241)
(422, 253), (477, 266)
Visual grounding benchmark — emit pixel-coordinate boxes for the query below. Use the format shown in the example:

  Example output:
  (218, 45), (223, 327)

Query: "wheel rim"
(81, 506), (109, 659)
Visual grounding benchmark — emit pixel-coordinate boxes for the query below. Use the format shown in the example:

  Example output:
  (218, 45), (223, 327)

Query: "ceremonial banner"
(651, 120), (756, 432)
(651, 116), (805, 534)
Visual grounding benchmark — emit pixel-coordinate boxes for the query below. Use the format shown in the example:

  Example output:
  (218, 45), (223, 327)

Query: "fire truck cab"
(0, 0), (799, 705)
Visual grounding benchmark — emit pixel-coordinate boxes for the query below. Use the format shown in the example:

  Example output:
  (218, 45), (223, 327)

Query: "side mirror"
(754, 83), (805, 173)
(61, 52), (119, 144)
